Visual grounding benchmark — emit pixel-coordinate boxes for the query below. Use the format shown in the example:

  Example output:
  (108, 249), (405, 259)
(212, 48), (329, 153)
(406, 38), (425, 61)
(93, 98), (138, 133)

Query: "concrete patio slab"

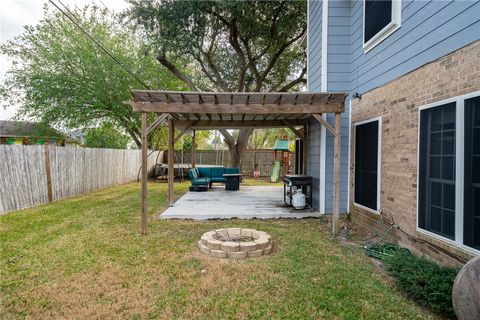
(160, 186), (321, 220)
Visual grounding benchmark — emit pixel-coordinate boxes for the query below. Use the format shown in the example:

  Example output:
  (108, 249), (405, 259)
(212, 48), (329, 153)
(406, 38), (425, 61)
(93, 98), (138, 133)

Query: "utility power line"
(48, 0), (151, 90)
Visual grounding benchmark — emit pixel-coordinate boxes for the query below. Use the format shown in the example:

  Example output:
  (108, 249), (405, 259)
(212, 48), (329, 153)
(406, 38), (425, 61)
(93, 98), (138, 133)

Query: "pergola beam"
(173, 119), (306, 129)
(167, 117), (175, 207)
(146, 113), (168, 135)
(303, 124), (308, 174)
(191, 130), (196, 169)
(130, 102), (344, 114)
(140, 112), (148, 235)
(332, 113), (341, 236)
(312, 114), (335, 135)
(173, 121), (194, 145)
(282, 120), (304, 140)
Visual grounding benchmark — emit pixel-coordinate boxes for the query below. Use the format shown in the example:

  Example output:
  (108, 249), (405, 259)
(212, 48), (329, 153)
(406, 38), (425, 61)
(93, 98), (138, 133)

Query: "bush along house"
(305, 0), (480, 265)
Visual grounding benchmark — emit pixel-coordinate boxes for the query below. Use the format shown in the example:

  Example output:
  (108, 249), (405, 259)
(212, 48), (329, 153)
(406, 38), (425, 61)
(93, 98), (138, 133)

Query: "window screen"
(419, 103), (456, 240)
(354, 120), (379, 210)
(464, 96), (480, 250)
(364, 0), (392, 43)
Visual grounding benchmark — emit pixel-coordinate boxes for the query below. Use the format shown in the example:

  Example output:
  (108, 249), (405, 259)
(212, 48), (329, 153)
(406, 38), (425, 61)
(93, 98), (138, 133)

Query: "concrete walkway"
(160, 186), (321, 220)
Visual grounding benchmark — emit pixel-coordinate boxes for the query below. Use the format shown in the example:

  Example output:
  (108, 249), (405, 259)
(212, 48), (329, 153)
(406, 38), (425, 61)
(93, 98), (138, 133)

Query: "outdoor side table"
(223, 173), (241, 191)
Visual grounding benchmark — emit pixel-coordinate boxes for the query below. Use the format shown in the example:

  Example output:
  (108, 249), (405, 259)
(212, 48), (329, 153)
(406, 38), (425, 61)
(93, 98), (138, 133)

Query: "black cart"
(283, 174), (313, 212)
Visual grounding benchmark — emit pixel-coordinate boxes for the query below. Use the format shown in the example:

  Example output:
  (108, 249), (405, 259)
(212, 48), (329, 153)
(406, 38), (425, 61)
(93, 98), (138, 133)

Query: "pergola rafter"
(129, 90), (347, 237)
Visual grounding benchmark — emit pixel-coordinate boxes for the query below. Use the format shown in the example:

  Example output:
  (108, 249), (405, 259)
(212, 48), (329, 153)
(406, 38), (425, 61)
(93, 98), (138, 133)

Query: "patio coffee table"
(223, 173), (241, 191)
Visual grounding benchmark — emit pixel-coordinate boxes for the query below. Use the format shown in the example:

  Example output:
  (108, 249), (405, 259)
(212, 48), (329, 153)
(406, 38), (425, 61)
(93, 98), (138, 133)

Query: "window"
(363, 0), (402, 52)
(464, 97), (480, 250)
(417, 91), (480, 252)
(354, 118), (381, 211)
(419, 103), (456, 240)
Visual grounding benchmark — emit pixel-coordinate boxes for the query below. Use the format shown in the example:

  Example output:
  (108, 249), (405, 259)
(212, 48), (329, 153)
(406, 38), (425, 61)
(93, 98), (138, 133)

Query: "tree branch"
(241, 37), (261, 83)
(255, 27), (306, 91)
(219, 128), (235, 147)
(194, 55), (229, 91)
(228, 18), (247, 92)
(197, 33), (231, 91)
(276, 66), (307, 92)
(156, 51), (198, 91)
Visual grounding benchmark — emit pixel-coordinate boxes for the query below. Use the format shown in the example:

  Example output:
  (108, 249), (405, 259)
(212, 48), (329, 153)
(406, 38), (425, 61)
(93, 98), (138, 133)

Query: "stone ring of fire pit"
(198, 228), (273, 259)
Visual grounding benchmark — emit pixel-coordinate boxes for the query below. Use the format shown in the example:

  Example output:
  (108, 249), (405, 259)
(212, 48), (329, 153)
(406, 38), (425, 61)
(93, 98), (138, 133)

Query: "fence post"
(44, 144), (53, 202)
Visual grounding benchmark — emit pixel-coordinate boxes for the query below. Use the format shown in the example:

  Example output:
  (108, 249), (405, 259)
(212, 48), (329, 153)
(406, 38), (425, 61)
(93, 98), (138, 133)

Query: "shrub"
(382, 250), (459, 316)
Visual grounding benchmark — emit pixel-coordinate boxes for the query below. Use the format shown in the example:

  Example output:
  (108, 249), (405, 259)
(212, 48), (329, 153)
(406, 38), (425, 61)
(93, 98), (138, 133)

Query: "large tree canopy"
(0, 3), (185, 147)
(126, 0), (307, 167)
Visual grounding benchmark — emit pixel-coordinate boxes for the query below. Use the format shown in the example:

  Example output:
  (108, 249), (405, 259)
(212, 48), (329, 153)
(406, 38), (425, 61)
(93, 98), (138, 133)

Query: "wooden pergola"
(129, 90), (347, 236)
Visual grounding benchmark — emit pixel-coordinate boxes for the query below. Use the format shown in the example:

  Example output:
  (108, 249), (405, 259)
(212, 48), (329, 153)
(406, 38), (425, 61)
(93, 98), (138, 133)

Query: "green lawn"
(0, 180), (437, 319)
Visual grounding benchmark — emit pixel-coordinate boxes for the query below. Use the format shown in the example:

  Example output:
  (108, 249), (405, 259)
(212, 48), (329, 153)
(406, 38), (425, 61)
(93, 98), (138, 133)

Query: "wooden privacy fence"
(0, 145), (157, 215)
(171, 149), (294, 176)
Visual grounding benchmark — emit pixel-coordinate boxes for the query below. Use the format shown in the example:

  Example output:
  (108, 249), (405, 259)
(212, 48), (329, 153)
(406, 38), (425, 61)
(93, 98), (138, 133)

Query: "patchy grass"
(0, 181), (437, 319)
(242, 177), (283, 186)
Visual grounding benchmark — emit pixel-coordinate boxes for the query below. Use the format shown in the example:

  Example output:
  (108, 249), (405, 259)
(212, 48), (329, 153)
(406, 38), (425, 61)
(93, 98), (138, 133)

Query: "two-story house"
(306, 0), (480, 264)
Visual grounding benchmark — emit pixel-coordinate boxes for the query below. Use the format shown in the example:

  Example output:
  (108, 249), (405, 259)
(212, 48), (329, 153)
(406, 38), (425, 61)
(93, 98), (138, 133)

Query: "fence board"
(0, 145), (156, 215)
(171, 149), (294, 177)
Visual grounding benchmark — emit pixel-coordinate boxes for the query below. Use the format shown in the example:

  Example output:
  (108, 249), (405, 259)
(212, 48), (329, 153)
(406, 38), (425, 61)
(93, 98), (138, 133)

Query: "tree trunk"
(219, 128), (252, 173)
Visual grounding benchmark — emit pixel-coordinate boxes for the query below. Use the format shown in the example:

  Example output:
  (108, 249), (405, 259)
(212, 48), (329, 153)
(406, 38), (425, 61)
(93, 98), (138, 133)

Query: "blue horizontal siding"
(308, 0), (322, 93)
(350, 0), (480, 94)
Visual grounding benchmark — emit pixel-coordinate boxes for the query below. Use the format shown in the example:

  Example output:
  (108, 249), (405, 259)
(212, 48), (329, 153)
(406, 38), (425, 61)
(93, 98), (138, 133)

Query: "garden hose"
(363, 225), (411, 260)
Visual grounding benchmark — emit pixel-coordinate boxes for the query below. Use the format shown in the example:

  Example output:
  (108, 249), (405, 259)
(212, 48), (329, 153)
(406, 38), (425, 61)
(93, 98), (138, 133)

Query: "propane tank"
(292, 189), (306, 209)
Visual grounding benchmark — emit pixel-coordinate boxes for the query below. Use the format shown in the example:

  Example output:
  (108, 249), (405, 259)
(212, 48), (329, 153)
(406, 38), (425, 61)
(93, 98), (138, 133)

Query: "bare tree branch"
(241, 37), (261, 83)
(194, 55), (229, 91)
(219, 128), (235, 146)
(228, 18), (247, 92)
(156, 51), (198, 91)
(198, 33), (231, 91)
(276, 66), (307, 92)
(255, 27), (306, 91)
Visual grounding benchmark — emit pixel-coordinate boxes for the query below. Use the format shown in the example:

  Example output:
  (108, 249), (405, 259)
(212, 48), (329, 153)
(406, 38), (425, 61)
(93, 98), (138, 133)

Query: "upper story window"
(363, 0), (402, 53)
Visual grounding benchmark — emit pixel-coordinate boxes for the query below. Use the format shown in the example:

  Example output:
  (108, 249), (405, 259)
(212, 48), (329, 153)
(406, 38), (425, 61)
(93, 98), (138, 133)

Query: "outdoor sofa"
(188, 167), (240, 190)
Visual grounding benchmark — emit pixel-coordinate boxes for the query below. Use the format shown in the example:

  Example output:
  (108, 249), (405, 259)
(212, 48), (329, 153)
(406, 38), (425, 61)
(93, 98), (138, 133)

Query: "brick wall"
(350, 40), (480, 266)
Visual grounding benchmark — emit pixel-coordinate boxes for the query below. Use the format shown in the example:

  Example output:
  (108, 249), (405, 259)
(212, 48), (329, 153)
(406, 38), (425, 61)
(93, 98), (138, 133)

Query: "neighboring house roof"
(67, 129), (86, 144)
(273, 140), (290, 151)
(0, 120), (64, 138)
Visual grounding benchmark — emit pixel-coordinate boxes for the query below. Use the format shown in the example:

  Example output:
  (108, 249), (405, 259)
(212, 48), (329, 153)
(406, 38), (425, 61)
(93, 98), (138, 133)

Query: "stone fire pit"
(198, 228), (273, 259)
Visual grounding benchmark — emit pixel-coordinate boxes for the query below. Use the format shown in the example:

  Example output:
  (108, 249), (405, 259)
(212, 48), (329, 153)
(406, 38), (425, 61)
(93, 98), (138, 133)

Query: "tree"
(149, 127), (212, 151)
(126, 0), (307, 168)
(84, 123), (130, 149)
(0, 3), (185, 148)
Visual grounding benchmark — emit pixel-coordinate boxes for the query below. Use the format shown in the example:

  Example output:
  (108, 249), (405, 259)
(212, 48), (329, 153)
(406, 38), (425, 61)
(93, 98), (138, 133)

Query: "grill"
(283, 174), (313, 212)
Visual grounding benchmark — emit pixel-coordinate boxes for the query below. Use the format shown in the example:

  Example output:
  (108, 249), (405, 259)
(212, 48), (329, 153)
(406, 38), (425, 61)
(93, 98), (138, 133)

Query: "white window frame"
(353, 116), (382, 214)
(363, 0), (402, 53)
(416, 90), (480, 255)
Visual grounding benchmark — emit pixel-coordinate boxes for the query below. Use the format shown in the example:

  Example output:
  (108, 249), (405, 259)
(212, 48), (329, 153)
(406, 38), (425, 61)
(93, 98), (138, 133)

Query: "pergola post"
(167, 116), (175, 206)
(303, 124), (308, 174)
(191, 130), (196, 169)
(332, 112), (341, 236)
(141, 112), (148, 235)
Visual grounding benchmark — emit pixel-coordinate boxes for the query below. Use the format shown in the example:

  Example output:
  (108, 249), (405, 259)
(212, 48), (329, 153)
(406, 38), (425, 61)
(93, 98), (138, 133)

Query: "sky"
(0, 0), (130, 120)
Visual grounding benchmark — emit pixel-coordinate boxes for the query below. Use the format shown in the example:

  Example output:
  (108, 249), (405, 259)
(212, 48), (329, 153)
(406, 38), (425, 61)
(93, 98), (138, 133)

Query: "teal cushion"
(197, 167), (212, 178)
(224, 167), (240, 174)
(210, 177), (225, 183)
(192, 177), (210, 185)
(189, 168), (198, 179)
(211, 167), (225, 178)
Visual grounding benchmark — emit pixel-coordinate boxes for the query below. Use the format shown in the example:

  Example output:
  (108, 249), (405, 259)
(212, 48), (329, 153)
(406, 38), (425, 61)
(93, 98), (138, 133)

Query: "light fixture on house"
(352, 92), (362, 100)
